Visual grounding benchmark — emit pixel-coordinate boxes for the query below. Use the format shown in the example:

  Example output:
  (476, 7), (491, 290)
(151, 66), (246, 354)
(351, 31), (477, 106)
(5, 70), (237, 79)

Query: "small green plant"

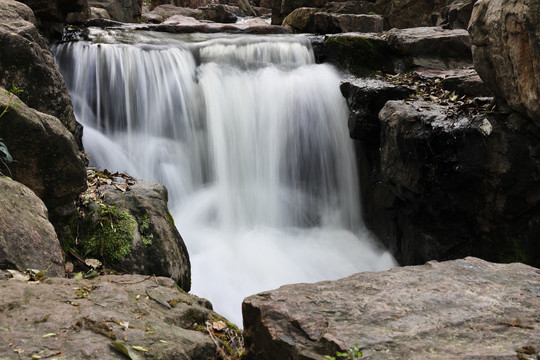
(323, 344), (363, 360)
(81, 205), (136, 263)
(137, 213), (154, 245)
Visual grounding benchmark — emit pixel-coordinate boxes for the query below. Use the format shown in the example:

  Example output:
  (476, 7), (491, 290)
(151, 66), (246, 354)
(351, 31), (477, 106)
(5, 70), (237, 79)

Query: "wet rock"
(324, 0), (374, 14)
(387, 26), (472, 70)
(0, 87), (86, 227)
(349, 92), (540, 267)
(0, 274), (233, 359)
(88, 0), (142, 23)
(340, 78), (413, 140)
(0, 177), (64, 277)
(468, 0), (540, 125)
(0, 0), (79, 136)
(243, 257), (540, 360)
(78, 178), (191, 291)
(147, 4), (242, 23)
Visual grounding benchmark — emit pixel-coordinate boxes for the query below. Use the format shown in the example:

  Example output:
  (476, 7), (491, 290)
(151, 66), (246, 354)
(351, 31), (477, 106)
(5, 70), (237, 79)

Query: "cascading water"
(53, 29), (396, 326)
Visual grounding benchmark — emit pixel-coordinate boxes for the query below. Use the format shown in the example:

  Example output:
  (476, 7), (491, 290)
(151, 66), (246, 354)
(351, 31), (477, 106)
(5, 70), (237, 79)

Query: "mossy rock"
(324, 34), (392, 76)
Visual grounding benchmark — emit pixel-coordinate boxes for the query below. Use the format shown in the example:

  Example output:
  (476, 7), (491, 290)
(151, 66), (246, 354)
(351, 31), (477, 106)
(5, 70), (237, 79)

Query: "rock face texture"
(88, 0), (142, 23)
(341, 77), (540, 267)
(0, 88), (86, 225)
(243, 257), (540, 360)
(468, 0), (540, 126)
(271, 0), (326, 25)
(373, 0), (454, 29)
(0, 0), (79, 135)
(0, 178), (65, 277)
(16, 0), (90, 26)
(0, 274), (232, 359)
(99, 179), (191, 291)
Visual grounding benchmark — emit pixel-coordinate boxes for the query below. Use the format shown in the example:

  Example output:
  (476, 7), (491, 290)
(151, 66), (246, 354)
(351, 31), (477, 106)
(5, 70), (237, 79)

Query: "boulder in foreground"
(243, 257), (540, 359)
(0, 274), (236, 359)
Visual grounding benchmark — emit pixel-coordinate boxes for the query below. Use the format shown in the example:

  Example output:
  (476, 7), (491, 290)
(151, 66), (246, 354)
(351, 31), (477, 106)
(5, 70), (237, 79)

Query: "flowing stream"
(53, 29), (396, 326)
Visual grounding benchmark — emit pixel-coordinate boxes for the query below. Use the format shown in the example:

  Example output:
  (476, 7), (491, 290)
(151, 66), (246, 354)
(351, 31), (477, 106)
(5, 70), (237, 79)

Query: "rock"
(243, 257), (540, 360)
(468, 0), (540, 125)
(438, 0), (474, 29)
(0, 274), (237, 359)
(282, 7), (317, 33)
(90, 6), (111, 19)
(15, 0), (90, 34)
(374, 0), (453, 29)
(387, 26), (472, 70)
(340, 78), (413, 141)
(322, 33), (392, 76)
(142, 11), (164, 23)
(260, 0), (272, 8)
(147, 4), (241, 23)
(0, 88), (86, 226)
(324, 0), (374, 14)
(76, 177), (191, 291)
(154, 14), (290, 33)
(0, 178), (64, 277)
(0, 0), (79, 136)
(414, 68), (493, 98)
(271, 0), (327, 25)
(315, 12), (383, 34)
(88, 0), (142, 23)
(347, 88), (540, 267)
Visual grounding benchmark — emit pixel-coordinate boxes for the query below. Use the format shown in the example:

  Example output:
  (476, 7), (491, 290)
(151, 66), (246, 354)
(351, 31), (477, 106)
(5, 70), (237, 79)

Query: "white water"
(53, 29), (396, 326)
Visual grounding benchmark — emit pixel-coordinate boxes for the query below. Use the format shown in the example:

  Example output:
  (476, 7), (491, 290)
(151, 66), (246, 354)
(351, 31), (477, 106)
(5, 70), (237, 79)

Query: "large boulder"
(468, 0), (540, 125)
(0, 177), (64, 277)
(0, 88), (86, 225)
(243, 257), (540, 360)
(0, 0), (79, 135)
(88, 0), (142, 23)
(75, 175), (191, 291)
(0, 274), (239, 359)
(438, 0), (475, 29)
(343, 79), (540, 267)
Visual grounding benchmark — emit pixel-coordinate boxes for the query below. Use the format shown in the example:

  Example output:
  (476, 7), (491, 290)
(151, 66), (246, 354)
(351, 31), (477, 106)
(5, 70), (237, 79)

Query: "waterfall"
(53, 29), (396, 326)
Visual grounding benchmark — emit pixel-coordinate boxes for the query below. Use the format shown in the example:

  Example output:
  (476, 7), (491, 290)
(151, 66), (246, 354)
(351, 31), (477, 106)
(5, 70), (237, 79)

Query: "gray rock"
(15, 0), (90, 32)
(90, 6), (112, 19)
(414, 68), (493, 97)
(243, 257), (540, 360)
(282, 7), (318, 33)
(0, 0), (79, 136)
(0, 177), (64, 277)
(387, 26), (472, 70)
(0, 87), (86, 226)
(374, 0), (454, 29)
(271, 0), (327, 25)
(88, 0), (142, 23)
(438, 0), (475, 29)
(340, 78), (413, 140)
(79, 178), (191, 291)
(315, 12), (383, 34)
(468, 0), (540, 125)
(0, 274), (233, 359)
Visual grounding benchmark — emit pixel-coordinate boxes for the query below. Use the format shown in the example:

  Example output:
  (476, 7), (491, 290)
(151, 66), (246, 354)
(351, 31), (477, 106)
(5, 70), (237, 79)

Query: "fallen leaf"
(212, 321), (227, 331)
(110, 342), (141, 360)
(43, 333), (56, 338)
(132, 346), (149, 352)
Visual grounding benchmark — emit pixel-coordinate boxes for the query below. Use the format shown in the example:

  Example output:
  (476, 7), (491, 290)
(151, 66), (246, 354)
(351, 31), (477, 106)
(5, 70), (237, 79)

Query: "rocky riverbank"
(1, 0), (539, 358)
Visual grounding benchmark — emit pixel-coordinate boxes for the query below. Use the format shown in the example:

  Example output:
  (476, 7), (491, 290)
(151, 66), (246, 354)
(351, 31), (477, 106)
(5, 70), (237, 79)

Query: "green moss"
(167, 211), (175, 227)
(80, 205), (136, 263)
(324, 35), (391, 76)
(137, 212), (154, 245)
